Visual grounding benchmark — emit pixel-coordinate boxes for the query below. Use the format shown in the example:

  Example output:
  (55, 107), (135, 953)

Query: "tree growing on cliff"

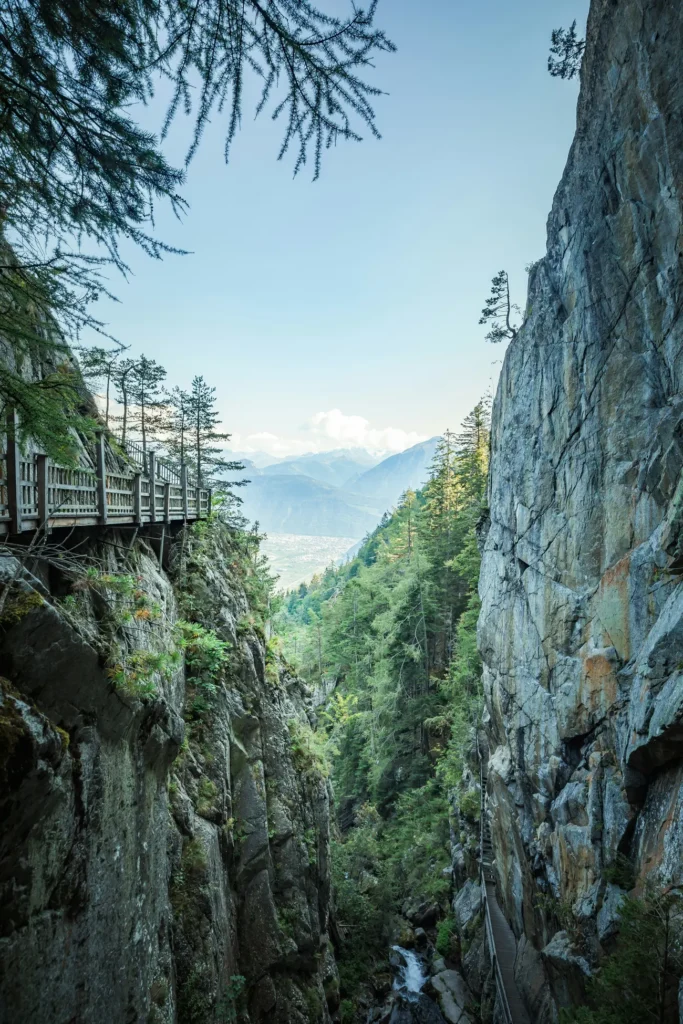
(185, 376), (244, 487)
(112, 359), (137, 446)
(0, 0), (394, 453)
(127, 356), (168, 457)
(167, 387), (192, 469)
(564, 889), (683, 1024)
(78, 345), (130, 429)
(479, 270), (520, 343)
(548, 22), (585, 80)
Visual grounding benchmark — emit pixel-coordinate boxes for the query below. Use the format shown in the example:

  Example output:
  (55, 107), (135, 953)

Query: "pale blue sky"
(87, 0), (588, 456)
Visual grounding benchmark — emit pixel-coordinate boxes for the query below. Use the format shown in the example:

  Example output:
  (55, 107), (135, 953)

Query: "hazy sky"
(87, 0), (588, 457)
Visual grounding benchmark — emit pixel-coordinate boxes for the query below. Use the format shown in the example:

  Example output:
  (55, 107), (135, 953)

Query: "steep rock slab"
(0, 525), (337, 1024)
(479, 0), (683, 1016)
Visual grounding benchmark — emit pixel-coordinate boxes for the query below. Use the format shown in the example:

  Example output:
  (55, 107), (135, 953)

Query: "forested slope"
(274, 402), (492, 1019)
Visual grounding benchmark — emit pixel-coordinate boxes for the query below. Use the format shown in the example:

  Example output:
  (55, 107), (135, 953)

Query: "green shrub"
(561, 891), (683, 1024)
(216, 975), (246, 1023)
(183, 837), (208, 876)
(603, 854), (636, 891)
(436, 915), (457, 958)
(339, 999), (356, 1024)
(288, 719), (329, 779)
(108, 648), (181, 698)
(458, 788), (480, 822)
(304, 985), (323, 1022)
(196, 777), (218, 817)
(175, 619), (230, 719)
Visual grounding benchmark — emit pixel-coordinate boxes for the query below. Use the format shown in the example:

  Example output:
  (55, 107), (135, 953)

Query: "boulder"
(431, 969), (472, 1024)
(453, 880), (481, 933)
(597, 885), (626, 943)
(542, 930), (592, 1007)
(542, 932), (591, 978)
(389, 996), (447, 1024)
(413, 903), (441, 929)
(396, 924), (416, 949)
(372, 973), (393, 999)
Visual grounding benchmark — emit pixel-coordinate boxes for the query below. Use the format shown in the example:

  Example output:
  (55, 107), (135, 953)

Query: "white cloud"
(245, 432), (313, 457)
(306, 409), (426, 453)
(247, 431), (279, 444)
(234, 410), (427, 458)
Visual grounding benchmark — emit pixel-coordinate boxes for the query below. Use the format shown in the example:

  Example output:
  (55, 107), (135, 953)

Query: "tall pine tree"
(127, 356), (168, 456)
(78, 345), (130, 429)
(186, 376), (243, 487)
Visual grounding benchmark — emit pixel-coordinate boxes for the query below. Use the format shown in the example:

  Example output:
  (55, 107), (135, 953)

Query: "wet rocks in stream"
(367, 943), (475, 1024)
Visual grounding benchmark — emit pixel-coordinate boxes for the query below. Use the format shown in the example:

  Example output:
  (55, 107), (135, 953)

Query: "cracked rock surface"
(479, 0), (683, 1017)
(0, 526), (337, 1024)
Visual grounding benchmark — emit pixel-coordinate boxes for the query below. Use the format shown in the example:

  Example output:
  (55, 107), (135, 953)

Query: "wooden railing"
(477, 734), (532, 1024)
(0, 419), (211, 535)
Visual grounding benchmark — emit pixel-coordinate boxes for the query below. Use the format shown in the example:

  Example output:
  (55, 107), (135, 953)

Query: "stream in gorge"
(391, 947), (427, 1001)
(364, 942), (471, 1024)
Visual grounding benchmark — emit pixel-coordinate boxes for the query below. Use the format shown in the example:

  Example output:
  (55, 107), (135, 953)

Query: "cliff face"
(479, 0), (683, 1016)
(0, 523), (337, 1023)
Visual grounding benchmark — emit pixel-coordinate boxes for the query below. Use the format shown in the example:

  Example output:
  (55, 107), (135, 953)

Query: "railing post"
(181, 465), (189, 521)
(163, 481), (171, 524)
(148, 451), (157, 523)
(6, 409), (22, 535)
(133, 471), (142, 525)
(37, 454), (49, 528)
(96, 431), (108, 525)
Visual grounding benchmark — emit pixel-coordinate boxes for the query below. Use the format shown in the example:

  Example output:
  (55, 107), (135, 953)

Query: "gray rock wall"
(479, 0), (683, 1016)
(0, 525), (336, 1023)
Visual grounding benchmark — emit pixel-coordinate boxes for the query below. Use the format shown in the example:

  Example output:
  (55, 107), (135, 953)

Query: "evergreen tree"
(167, 387), (192, 468)
(0, 248), (100, 462)
(479, 270), (520, 343)
(77, 345), (130, 429)
(186, 376), (243, 487)
(565, 890), (683, 1024)
(127, 356), (168, 456)
(0, 0), (394, 452)
(112, 358), (137, 445)
(548, 22), (585, 80)
(454, 397), (491, 501)
(273, 401), (492, 1012)
(421, 430), (464, 666)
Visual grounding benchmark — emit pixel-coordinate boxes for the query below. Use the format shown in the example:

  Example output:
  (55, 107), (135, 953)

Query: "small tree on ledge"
(548, 21), (585, 80)
(479, 270), (520, 344)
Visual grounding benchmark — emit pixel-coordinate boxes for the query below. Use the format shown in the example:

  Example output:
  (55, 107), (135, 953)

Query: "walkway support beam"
(96, 432), (108, 525)
(6, 409), (22, 535)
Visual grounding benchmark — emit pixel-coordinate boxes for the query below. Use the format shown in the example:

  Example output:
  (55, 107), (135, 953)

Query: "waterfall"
(391, 946), (427, 1002)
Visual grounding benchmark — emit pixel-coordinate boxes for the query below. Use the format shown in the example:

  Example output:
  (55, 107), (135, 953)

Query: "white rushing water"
(391, 946), (427, 1002)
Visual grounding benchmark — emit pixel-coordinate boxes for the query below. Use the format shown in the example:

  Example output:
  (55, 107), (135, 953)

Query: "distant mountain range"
(259, 449), (381, 489)
(344, 438), (440, 510)
(230, 437), (439, 538)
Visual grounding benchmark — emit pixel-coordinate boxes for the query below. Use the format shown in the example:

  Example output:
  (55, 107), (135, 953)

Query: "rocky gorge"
(1, 0), (683, 1021)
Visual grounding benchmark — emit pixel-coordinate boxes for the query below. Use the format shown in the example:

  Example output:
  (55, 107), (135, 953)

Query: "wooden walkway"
(1, 419), (210, 536)
(478, 736), (532, 1024)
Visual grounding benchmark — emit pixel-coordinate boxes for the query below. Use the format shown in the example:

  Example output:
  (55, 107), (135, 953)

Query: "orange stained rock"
(593, 554), (631, 661)
(580, 650), (618, 713)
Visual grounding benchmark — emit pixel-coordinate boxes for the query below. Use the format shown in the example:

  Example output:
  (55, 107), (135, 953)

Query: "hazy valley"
(233, 438), (439, 588)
